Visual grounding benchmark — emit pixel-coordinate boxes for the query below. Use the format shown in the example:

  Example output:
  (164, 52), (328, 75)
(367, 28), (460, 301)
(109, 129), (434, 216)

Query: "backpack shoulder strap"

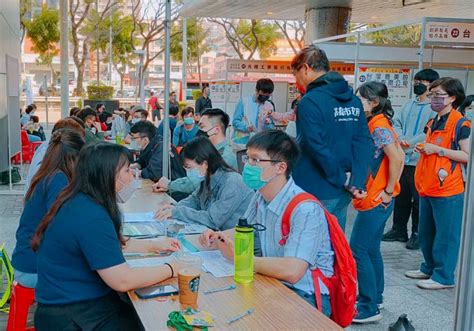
(280, 192), (317, 246)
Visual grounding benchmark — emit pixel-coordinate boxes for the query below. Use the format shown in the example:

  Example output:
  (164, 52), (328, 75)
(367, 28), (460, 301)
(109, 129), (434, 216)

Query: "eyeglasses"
(242, 155), (282, 165)
(427, 93), (449, 98)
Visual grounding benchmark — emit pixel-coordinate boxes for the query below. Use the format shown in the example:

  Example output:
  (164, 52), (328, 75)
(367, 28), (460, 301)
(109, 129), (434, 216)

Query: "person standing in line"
(290, 45), (374, 231)
(458, 94), (473, 120)
(232, 78), (276, 146)
(350, 82), (404, 324)
(147, 91), (162, 123)
(382, 69), (439, 249)
(195, 86), (213, 116)
(169, 91), (179, 116)
(405, 78), (470, 290)
(173, 107), (199, 147)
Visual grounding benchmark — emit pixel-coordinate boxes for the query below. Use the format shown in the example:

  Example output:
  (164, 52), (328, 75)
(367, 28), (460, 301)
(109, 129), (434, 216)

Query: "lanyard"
(403, 101), (427, 136)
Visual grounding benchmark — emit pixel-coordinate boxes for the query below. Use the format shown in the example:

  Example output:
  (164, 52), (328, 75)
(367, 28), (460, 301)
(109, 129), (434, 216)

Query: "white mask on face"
(116, 178), (139, 203)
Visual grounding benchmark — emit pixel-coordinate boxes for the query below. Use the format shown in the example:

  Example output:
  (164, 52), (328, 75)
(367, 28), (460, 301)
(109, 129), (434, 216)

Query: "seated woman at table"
(199, 130), (335, 317)
(32, 143), (180, 331)
(12, 129), (85, 288)
(155, 137), (254, 231)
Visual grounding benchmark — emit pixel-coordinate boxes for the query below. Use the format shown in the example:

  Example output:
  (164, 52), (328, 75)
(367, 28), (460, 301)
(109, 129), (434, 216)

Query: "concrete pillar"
(304, 7), (352, 45)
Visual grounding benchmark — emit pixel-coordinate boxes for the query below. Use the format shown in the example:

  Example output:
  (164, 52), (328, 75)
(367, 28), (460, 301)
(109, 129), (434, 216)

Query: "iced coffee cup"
(176, 254), (202, 309)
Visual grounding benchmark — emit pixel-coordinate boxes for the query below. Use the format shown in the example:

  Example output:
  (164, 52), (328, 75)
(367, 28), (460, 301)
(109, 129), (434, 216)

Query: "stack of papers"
(194, 251), (234, 278)
(126, 250), (234, 278)
(127, 256), (173, 268)
(123, 212), (155, 222)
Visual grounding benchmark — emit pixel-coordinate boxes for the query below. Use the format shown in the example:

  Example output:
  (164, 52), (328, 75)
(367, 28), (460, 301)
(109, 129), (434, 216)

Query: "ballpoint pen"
(203, 284), (236, 295)
(227, 308), (255, 324)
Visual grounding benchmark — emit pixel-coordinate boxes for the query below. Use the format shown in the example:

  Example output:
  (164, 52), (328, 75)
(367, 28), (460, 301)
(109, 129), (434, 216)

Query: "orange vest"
(353, 114), (401, 211)
(415, 110), (470, 197)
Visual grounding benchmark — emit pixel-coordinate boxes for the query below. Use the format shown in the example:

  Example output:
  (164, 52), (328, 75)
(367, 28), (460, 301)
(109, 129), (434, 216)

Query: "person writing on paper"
(199, 130), (334, 316)
(32, 143), (180, 330)
(12, 129), (85, 289)
(155, 137), (254, 231)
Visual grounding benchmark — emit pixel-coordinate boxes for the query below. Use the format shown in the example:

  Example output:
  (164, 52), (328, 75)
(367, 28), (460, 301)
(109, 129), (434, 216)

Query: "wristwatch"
(438, 148), (445, 157)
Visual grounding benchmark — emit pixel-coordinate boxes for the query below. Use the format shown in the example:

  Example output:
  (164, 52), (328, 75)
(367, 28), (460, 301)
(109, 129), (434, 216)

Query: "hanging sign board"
(227, 60), (292, 74)
(425, 21), (474, 45)
(226, 59), (354, 75)
(357, 67), (412, 111)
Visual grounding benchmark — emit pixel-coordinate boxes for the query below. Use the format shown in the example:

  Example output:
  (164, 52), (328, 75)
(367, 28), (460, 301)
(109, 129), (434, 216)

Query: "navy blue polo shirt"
(36, 193), (126, 305)
(12, 171), (68, 274)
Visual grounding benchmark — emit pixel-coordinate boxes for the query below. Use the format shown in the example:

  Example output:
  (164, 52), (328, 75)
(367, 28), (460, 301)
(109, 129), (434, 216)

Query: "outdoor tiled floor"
(0, 182), (456, 330)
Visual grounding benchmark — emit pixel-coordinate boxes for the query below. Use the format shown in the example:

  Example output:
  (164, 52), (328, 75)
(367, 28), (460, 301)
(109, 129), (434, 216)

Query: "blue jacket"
(293, 72), (374, 200)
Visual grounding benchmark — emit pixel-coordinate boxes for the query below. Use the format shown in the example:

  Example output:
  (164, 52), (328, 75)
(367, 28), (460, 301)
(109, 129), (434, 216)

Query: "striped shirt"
(244, 177), (334, 295)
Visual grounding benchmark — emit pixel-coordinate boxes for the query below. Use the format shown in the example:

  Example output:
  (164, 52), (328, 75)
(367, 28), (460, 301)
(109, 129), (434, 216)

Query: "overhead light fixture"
(267, 11), (273, 15)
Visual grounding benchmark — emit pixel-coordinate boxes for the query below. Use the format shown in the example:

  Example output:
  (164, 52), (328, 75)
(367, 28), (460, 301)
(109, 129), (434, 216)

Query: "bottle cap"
(238, 218), (250, 227)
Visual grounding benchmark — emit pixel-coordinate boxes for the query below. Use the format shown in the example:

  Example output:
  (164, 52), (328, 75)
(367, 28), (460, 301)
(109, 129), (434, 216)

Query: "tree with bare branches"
(207, 18), (281, 60)
(274, 20), (305, 54)
(69, 0), (118, 96)
(130, 0), (180, 76)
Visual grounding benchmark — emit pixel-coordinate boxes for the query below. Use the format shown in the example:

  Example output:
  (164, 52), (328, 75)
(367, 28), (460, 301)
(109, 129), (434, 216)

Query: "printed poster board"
(357, 67), (412, 111)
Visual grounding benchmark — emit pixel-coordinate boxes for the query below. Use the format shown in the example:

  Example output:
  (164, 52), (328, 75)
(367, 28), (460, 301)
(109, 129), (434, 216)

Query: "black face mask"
(413, 83), (427, 96)
(196, 129), (208, 138)
(257, 94), (270, 103)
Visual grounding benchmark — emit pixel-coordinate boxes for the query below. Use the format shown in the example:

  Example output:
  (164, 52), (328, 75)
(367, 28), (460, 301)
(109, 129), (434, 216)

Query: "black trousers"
(393, 165), (419, 234)
(35, 291), (142, 331)
(152, 109), (161, 121)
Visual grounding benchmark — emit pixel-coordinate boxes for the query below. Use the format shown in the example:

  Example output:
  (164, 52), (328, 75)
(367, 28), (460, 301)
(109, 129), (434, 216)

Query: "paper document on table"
(126, 256), (173, 268)
(123, 212), (155, 223)
(122, 222), (165, 238)
(193, 251), (234, 278)
(163, 219), (209, 235)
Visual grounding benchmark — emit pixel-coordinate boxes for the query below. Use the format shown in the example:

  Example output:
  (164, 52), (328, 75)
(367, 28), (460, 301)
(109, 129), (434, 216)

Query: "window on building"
(202, 68), (209, 74)
(202, 57), (210, 64)
(172, 66), (180, 72)
(154, 65), (164, 73)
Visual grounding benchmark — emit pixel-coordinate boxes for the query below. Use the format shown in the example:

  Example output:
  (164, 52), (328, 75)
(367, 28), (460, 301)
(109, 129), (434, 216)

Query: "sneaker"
(417, 279), (455, 290)
(352, 310), (382, 324)
(406, 233), (420, 250)
(405, 270), (430, 279)
(382, 229), (408, 242)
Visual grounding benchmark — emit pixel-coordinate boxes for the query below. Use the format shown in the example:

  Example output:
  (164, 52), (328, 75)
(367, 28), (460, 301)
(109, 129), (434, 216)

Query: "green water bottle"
(234, 218), (254, 284)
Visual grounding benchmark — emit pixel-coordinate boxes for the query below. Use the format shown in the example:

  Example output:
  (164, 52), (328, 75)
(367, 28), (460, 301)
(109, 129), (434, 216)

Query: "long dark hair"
(32, 143), (132, 251)
(357, 81), (394, 121)
(181, 137), (234, 194)
(25, 129), (85, 202)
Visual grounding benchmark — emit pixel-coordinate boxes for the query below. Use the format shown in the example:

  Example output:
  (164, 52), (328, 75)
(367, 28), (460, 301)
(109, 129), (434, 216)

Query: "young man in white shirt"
(199, 130), (334, 316)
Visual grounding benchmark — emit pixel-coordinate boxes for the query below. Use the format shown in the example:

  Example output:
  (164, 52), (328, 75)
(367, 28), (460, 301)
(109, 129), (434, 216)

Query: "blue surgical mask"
(184, 117), (194, 125)
(186, 168), (205, 185)
(131, 118), (140, 124)
(242, 164), (269, 190)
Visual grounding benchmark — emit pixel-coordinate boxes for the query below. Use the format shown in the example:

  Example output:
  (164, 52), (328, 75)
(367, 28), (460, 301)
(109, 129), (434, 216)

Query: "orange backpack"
(280, 193), (357, 328)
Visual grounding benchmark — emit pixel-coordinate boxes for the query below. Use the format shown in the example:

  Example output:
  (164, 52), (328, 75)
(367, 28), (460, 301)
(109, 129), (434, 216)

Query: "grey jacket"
(172, 169), (254, 230)
(393, 98), (435, 166)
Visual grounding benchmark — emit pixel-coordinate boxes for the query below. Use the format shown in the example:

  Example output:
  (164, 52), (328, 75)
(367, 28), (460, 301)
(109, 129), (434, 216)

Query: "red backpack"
(280, 192), (357, 328)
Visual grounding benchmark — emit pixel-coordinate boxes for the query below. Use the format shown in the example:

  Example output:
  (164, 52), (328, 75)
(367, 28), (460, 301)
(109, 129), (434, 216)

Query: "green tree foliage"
(170, 18), (209, 63)
(349, 24), (421, 46)
(25, 6), (60, 81)
(208, 19), (282, 60)
(19, 0), (34, 43)
(170, 18), (210, 86)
